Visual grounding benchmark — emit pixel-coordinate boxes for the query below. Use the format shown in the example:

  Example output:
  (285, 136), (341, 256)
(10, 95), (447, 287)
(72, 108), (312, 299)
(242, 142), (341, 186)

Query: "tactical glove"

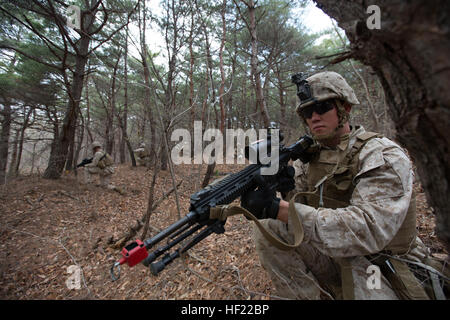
(241, 187), (280, 220)
(276, 165), (296, 194)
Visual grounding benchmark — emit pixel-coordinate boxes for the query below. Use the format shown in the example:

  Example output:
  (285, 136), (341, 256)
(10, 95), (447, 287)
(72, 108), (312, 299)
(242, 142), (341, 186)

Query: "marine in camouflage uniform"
(84, 141), (115, 189)
(242, 72), (448, 300)
(133, 143), (151, 167)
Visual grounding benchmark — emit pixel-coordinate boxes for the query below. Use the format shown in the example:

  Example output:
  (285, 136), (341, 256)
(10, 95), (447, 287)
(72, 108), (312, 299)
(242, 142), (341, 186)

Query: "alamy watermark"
(170, 121), (279, 175)
(65, 265), (81, 290)
(67, 5), (81, 29)
(366, 5), (381, 30)
(366, 265), (381, 290)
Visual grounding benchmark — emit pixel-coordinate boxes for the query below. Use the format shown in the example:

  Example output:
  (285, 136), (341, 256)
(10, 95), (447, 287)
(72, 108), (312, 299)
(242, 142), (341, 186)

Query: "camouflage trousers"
(136, 157), (151, 167)
(84, 166), (115, 189)
(253, 219), (399, 300)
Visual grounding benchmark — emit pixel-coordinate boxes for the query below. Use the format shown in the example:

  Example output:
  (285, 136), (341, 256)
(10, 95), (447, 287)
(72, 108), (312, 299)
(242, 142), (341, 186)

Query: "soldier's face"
(305, 102), (340, 136)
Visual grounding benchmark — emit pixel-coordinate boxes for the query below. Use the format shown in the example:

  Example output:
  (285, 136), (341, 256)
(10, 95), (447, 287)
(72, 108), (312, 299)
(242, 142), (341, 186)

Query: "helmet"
(91, 141), (102, 150)
(295, 71), (360, 115)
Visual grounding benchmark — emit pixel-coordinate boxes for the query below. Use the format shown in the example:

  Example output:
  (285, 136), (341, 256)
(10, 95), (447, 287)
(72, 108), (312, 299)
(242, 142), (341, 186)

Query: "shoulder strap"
(209, 198), (304, 251)
(350, 131), (382, 157)
(357, 131), (381, 141)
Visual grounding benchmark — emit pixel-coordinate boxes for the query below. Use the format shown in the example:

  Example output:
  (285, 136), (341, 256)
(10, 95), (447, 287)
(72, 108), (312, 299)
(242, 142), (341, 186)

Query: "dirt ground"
(0, 163), (446, 300)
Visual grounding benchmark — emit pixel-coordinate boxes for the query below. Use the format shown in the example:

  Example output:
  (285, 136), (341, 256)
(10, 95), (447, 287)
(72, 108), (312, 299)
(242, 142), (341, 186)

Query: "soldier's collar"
(337, 126), (364, 151)
(337, 133), (350, 151)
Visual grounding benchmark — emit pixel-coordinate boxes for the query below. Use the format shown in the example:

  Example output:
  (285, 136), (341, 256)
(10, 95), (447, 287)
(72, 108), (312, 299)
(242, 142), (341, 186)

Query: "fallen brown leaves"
(0, 164), (272, 300)
(0, 164), (446, 300)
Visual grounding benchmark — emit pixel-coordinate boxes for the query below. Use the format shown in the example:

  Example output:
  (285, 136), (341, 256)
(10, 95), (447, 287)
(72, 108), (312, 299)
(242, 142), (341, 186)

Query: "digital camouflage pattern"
(133, 146), (151, 166)
(295, 71), (360, 112)
(253, 126), (432, 299)
(84, 148), (115, 189)
(91, 141), (102, 149)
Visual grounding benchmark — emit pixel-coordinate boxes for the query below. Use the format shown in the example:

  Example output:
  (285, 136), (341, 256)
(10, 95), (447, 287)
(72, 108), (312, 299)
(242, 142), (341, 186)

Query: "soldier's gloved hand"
(241, 188), (280, 220)
(276, 165), (296, 195)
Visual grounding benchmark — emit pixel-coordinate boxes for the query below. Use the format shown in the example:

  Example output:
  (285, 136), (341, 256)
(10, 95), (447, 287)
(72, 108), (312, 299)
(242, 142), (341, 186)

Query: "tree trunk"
(219, 0), (227, 134)
(246, 0), (270, 128)
(13, 107), (33, 175)
(43, 8), (96, 179)
(8, 129), (19, 177)
(139, 0), (156, 157)
(115, 111), (136, 166)
(0, 101), (12, 184)
(65, 135), (75, 171)
(73, 117), (84, 172)
(188, 5), (196, 137)
(314, 0), (450, 251)
(84, 63), (93, 144)
(106, 53), (121, 155)
(201, 159), (216, 188)
(120, 25), (129, 164)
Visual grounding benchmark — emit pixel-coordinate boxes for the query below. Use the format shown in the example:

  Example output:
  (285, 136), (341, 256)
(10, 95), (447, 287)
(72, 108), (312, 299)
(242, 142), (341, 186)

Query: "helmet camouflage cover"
(295, 71), (360, 116)
(91, 141), (102, 150)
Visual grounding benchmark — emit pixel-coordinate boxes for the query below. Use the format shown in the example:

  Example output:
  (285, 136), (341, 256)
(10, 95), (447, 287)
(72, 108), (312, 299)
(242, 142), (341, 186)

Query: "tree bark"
(73, 116), (84, 172)
(218, 0), (227, 134)
(188, 4), (196, 137)
(0, 101), (12, 184)
(65, 133), (75, 171)
(314, 0), (450, 251)
(106, 52), (121, 155)
(43, 6), (97, 179)
(245, 0), (270, 128)
(0, 53), (18, 183)
(139, 0), (156, 157)
(7, 129), (19, 177)
(120, 25), (129, 164)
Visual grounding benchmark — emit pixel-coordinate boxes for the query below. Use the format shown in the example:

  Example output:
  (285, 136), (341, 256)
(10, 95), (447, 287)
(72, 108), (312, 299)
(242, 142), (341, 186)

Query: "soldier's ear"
(344, 102), (352, 113)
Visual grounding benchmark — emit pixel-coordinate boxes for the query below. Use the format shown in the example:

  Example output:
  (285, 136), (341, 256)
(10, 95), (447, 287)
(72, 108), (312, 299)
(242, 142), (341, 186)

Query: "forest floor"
(0, 163), (447, 300)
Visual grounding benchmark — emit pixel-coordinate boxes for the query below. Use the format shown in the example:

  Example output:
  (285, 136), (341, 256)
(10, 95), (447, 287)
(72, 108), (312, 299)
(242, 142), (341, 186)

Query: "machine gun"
(76, 157), (93, 168)
(110, 132), (314, 280)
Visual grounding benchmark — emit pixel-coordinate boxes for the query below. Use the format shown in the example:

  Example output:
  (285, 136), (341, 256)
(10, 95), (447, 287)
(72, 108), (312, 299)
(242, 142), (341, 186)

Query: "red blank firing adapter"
(119, 240), (148, 267)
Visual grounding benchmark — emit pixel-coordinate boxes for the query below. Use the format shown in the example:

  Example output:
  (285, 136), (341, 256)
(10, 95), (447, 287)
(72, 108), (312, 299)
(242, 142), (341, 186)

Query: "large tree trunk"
(314, 0), (450, 251)
(43, 8), (96, 179)
(65, 134), (75, 171)
(73, 117), (84, 172)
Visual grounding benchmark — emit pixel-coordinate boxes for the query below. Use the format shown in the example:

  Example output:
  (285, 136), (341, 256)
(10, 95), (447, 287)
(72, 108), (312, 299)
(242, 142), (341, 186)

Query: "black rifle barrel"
(142, 223), (203, 266)
(150, 220), (225, 275)
(143, 211), (197, 249)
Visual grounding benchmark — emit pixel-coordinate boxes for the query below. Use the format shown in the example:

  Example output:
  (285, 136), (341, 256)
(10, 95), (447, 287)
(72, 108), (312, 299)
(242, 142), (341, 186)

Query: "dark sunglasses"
(299, 100), (336, 119)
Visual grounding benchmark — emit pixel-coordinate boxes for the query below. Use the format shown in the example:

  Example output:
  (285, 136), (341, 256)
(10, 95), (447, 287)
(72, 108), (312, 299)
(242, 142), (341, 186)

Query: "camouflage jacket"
(87, 150), (114, 173)
(290, 126), (424, 259)
(134, 147), (150, 159)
